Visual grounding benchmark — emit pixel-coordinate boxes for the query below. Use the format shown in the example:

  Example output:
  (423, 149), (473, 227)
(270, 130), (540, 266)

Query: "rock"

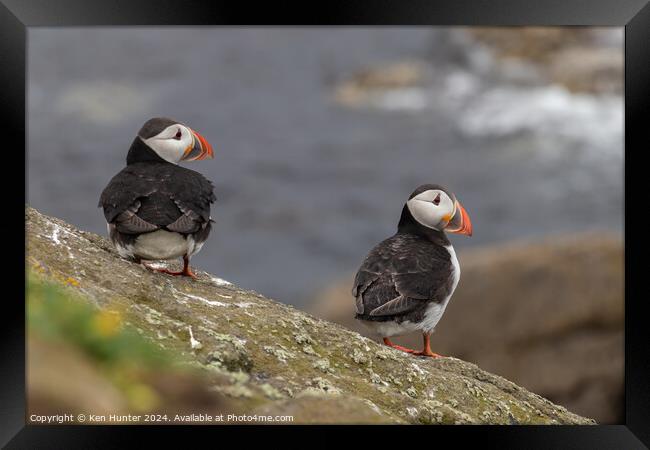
(27, 335), (128, 416)
(254, 395), (391, 424)
(333, 61), (428, 108)
(332, 29), (621, 113)
(26, 206), (595, 424)
(27, 278), (234, 421)
(468, 28), (622, 94)
(311, 233), (623, 424)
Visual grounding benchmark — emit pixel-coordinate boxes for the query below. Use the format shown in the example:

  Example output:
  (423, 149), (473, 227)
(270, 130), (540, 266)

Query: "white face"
(406, 189), (456, 231)
(142, 124), (194, 164)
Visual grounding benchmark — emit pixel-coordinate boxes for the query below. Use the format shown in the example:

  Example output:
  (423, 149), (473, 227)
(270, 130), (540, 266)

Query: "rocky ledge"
(26, 207), (595, 424)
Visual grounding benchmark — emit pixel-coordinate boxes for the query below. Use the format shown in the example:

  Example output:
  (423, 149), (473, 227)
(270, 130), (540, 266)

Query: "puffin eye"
(174, 130), (182, 140)
(433, 193), (441, 206)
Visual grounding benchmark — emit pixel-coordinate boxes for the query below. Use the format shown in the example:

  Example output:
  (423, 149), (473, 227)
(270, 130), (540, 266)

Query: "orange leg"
(383, 337), (416, 354)
(412, 334), (443, 358)
(142, 255), (197, 279)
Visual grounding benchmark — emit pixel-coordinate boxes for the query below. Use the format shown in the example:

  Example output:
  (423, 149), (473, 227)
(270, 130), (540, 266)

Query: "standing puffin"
(352, 184), (472, 357)
(99, 117), (216, 279)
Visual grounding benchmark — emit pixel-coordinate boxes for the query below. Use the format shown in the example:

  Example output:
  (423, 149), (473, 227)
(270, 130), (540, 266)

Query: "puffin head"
(136, 117), (213, 164)
(401, 184), (472, 236)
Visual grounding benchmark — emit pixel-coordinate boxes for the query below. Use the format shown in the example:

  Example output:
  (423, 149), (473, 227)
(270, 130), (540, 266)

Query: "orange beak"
(445, 200), (472, 236)
(182, 128), (214, 161)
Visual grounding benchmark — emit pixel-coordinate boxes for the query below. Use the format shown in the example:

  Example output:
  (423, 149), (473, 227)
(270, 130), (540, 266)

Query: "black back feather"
(353, 232), (454, 322)
(99, 160), (216, 235)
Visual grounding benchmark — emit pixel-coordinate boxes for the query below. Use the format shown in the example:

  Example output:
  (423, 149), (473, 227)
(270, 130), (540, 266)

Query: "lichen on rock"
(25, 206), (596, 424)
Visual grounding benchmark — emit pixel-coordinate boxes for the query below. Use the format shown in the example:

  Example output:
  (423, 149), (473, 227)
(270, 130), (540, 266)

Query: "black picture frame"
(4, 0), (649, 447)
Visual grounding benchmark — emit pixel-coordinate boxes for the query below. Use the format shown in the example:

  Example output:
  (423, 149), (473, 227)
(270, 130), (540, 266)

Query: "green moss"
(27, 273), (170, 369)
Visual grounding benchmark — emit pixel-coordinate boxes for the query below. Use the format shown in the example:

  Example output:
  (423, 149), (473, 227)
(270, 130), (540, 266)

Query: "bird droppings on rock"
(50, 226), (61, 245)
(210, 276), (232, 286)
(181, 291), (229, 307)
(187, 325), (203, 350)
(236, 301), (255, 308)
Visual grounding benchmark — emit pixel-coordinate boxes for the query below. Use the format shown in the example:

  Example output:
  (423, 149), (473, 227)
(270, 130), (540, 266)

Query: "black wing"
(99, 162), (216, 235)
(353, 233), (453, 318)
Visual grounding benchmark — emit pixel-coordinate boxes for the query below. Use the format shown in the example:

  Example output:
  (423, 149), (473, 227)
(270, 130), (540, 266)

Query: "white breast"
(132, 229), (190, 261)
(419, 245), (460, 334)
(358, 245), (461, 338)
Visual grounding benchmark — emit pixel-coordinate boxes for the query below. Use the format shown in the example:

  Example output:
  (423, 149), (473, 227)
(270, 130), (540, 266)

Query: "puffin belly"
(418, 245), (461, 333)
(133, 229), (189, 260)
(359, 319), (420, 338)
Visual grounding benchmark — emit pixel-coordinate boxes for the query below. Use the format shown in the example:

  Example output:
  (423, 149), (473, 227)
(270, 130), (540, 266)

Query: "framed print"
(3, 0), (649, 447)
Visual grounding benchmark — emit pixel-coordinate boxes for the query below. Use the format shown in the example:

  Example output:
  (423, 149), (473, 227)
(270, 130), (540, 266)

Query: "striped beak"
(181, 128), (214, 161)
(445, 200), (472, 236)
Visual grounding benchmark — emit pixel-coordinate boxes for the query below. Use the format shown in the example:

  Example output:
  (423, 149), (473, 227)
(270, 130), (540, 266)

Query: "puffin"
(352, 184), (472, 357)
(99, 117), (216, 279)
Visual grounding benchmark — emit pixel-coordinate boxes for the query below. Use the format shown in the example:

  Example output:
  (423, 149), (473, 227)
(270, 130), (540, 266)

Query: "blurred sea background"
(28, 27), (623, 423)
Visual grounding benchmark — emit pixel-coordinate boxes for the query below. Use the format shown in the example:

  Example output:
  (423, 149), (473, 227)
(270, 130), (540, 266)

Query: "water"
(27, 28), (623, 306)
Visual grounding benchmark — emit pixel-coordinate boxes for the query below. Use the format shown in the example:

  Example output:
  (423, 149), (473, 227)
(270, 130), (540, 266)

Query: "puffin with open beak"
(352, 184), (472, 357)
(99, 117), (216, 279)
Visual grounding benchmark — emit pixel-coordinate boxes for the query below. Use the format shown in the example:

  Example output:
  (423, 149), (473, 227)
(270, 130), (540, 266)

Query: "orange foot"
(412, 334), (444, 358)
(383, 338), (416, 354)
(142, 255), (198, 279)
(412, 349), (443, 358)
(151, 267), (198, 279)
